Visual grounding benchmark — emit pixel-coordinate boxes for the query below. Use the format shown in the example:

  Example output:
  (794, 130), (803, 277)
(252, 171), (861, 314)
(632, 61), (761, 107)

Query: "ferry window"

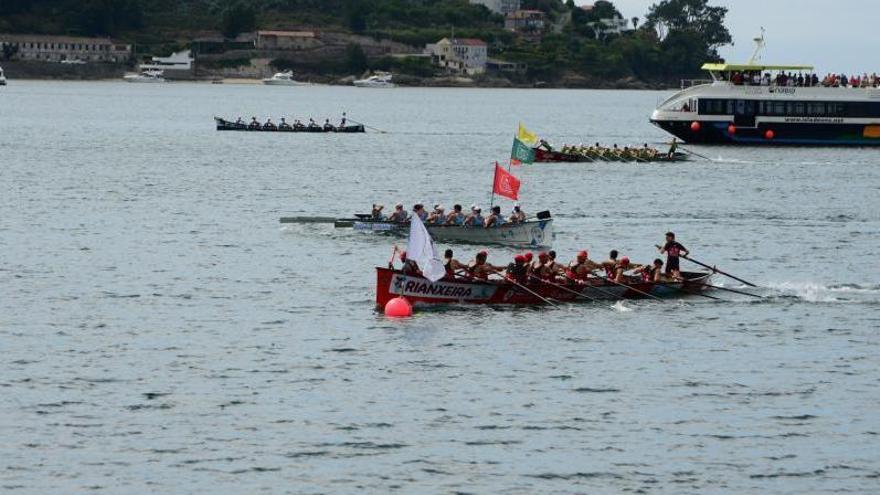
(726, 100), (734, 115)
(785, 103), (793, 115)
(808, 103), (825, 116)
(774, 102), (786, 115)
(793, 102), (805, 116)
(828, 103), (844, 117)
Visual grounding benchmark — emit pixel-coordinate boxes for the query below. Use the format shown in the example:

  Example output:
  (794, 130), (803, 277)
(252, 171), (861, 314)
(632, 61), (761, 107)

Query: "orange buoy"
(384, 296), (412, 317)
(690, 121), (701, 132)
(765, 129), (775, 140)
(727, 124), (736, 135)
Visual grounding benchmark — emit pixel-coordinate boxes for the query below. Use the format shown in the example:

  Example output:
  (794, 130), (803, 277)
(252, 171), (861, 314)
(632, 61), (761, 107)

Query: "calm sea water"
(2, 81), (879, 493)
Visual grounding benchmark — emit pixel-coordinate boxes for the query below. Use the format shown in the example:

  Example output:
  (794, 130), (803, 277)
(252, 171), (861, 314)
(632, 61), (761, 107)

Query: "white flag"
(406, 215), (447, 282)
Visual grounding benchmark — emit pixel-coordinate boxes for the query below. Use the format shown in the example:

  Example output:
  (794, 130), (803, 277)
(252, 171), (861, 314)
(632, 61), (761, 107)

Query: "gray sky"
(577, 0), (877, 74)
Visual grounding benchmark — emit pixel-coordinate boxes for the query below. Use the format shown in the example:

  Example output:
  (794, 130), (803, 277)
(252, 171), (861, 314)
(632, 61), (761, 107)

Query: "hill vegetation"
(0, 0), (732, 85)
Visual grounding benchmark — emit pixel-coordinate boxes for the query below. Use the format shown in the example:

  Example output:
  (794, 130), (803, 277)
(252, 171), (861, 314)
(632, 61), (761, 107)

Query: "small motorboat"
(123, 70), (165, 83)
(263, 70), (307, 86)
(353, 72), (395, 88)
(0, 65), (8, 86)
(376, 268), (713, 310)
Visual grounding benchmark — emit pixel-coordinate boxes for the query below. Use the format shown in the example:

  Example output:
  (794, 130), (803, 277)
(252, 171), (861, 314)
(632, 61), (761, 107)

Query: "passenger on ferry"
(445, 204), (466, 225)
(387, 203), (408, 222)
(371, 203), (385, 220)
(426, 205), (445, 224)
(467, 250), (503, 280)
(508, 203), (526, 223)
(465, 207), (484, 227)
(443, 249), (466, 280)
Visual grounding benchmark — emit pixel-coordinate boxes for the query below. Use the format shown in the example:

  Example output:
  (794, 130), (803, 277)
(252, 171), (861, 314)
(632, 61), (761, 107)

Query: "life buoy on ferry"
(765, 129), (775, 140)
(727, 124), (736, 135)
(690, 121), (701, 132)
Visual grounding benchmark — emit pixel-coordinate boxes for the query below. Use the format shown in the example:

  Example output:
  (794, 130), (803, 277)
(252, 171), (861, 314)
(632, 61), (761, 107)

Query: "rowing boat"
(214, 117), (365, 133)
(533, 147), (689, 163)
(376, 268), (713, 309)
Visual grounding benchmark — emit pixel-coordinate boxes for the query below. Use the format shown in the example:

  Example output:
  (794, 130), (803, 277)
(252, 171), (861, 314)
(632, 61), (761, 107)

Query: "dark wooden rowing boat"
(214, 117), (365, 133)
(534, 147), (689, 163)
(376, 268), (713, 309)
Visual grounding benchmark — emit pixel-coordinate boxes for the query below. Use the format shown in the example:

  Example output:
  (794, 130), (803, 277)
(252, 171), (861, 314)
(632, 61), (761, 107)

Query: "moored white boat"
(263, 70), (307, 86)
(353, 72), (395, 88)
(0, 66), (7, 86)
(123, 70), (165, 83)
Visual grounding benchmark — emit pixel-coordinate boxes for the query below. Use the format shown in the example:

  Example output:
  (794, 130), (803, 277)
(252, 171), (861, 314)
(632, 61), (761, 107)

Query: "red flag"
(510, 158), (522, 167)
(492, 162), (521, 200)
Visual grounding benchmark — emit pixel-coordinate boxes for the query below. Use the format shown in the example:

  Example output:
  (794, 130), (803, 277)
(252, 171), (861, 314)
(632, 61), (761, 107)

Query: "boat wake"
(612, 300), (633, 312)
(761, 281), (880, 304)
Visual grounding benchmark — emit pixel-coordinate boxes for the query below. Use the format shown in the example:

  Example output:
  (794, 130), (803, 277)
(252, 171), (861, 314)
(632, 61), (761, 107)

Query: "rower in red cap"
(506, 254), (528, 283)
(567, 249), (601, 282)
(612, 256), (646, 283)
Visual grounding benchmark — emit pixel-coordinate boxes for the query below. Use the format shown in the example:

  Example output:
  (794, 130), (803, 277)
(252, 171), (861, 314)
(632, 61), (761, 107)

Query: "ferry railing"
(680, 79), (712, 90)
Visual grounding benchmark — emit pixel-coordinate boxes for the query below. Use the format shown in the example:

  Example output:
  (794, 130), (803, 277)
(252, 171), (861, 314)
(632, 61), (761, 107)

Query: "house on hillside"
(504, 9), (546, 41)
(0, 34), (131, 63)
(426, 38), (488, 76)
(256, 31), (321, 51)
(469, 0), (521, 16)
(579, 4), (632, 39)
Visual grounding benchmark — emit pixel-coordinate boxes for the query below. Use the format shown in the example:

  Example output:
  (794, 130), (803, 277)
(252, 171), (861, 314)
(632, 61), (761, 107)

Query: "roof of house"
(451, 38), (487, 47)
(0, 33), (121, 45)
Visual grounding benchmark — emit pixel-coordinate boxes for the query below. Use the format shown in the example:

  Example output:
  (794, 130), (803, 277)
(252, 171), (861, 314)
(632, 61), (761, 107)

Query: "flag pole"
(489, 161), (496, 209)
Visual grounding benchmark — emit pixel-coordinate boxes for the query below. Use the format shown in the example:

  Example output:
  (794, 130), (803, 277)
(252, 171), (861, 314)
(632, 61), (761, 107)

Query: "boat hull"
(375, 268), (713, 309)
(214, 118), (364, 133)
(534, 147), (688, 163)
(652, 118), (880, 146)
(342, 218), (554, 248)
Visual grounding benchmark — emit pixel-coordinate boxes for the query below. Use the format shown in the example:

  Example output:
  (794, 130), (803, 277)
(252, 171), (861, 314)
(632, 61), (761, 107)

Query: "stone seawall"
(1, 60), (129, 80)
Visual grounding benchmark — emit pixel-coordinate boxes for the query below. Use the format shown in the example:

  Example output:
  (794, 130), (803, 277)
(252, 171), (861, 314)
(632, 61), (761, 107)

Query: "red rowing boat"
(375, 267), (713, 309)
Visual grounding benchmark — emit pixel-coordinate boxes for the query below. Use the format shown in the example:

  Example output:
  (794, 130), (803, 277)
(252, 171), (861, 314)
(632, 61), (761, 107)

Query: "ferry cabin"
(650, 63), (880, 145)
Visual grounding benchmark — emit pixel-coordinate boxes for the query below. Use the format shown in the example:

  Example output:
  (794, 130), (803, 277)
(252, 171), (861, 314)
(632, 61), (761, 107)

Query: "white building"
(139, 49), (194, 72)
(426, 38), (488, 76)
(469, 0), (520, 16)
(0, 34), (131, 63)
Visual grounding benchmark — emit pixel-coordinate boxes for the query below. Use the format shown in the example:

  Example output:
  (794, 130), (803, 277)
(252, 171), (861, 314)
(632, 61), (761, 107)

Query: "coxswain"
(465, 207), (484, 227)
(538, 139), (553, 151)
(427, 204), (445, 224)
(387, 203), (407, 222)
(445, 204), (465, 225)
(508, 203), (526, 223)
(340, 112), (347, 127)
(667, 138), (678, 158)
(371, 203), (385, 220)
(484, 206), (504, 228)
(506, 254), (529, 284)
(444, 249), (466, 280)
(657, 231), (688, 280)
(599, 250), (620, 280)
(399, 250), (422, 276)
(412, 203), (428, 222)
(467, 250), (503, 280)
(568, 250), (600, 282)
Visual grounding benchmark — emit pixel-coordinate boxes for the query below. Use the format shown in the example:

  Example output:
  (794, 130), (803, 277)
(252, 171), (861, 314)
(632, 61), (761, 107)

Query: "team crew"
(371, 202), (529, 226)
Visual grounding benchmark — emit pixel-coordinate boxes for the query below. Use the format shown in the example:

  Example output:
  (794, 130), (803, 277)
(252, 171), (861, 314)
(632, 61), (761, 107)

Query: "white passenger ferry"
(650, 34), (880, 145)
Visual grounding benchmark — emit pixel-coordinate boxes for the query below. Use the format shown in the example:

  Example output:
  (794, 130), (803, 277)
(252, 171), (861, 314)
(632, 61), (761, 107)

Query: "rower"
(465, 207), (484, 227)
(323, 118), (334, 131)
(640, 259), (665, 283)
(294, 119), (304, 129)
(467, 250), (503, 280)
(371, 203), (385, 220)
(445, 204), (465, 225)
(444, 249), (466, 280)
(235, 117), (244, 124)
(506, 254), (528, 284)
(263, 118), (275, 129)
(279, 117), (291, 129)
(427, 204), (445, 224)
(249, 116), (260, 129)
(568, 250), (600, 282)
(612, 257), (643, 283)
(657, 231), (688, 280)
(545, 250), (565, 280)
(523, 252), (534, 277)
(308, 117), (317, 127)
(412, 203), (428, 222)
(667, 138), (678, 158)
(387, 203), (407, 222)
(600, 250), (619, 279)
(532, 251), (551, 279)
(484, 206), (504, 228)
(508, 203), (525, 223)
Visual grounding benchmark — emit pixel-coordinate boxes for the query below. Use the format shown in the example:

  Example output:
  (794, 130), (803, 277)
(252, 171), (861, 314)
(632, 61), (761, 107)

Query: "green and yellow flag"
(511, 137), (536, 165)
(517, 122), (538, 146)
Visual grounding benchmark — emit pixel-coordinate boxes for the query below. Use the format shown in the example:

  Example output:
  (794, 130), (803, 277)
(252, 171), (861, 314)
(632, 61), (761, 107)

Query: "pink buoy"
(765, 129), (775, 140)
(727, 124), (736, 135)
(690, 121), (701, 132)
(384, 296), (412, 317)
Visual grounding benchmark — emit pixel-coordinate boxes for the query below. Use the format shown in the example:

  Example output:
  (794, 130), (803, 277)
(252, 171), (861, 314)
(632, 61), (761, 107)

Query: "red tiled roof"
(452, 38), (487, 46)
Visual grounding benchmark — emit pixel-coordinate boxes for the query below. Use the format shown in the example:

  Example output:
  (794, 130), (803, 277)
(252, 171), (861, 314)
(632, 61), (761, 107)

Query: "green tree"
(344, 43), (368, 73)
(645, 0), (731, 54)
(221, 1), (257, 39)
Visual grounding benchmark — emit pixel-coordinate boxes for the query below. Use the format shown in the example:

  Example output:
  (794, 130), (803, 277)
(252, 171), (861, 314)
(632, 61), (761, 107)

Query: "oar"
(678, 145), (713, 161)
(527, 274), (601, 303)
(690, 281), (763, 299)
(682, 255), (758, 288)
(346, 117), (388, 134)
(489, 273), (559, 307)
(558, 272), (621, 300)
(591, 271), (664, 301)
(279, 216), (339, 224)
